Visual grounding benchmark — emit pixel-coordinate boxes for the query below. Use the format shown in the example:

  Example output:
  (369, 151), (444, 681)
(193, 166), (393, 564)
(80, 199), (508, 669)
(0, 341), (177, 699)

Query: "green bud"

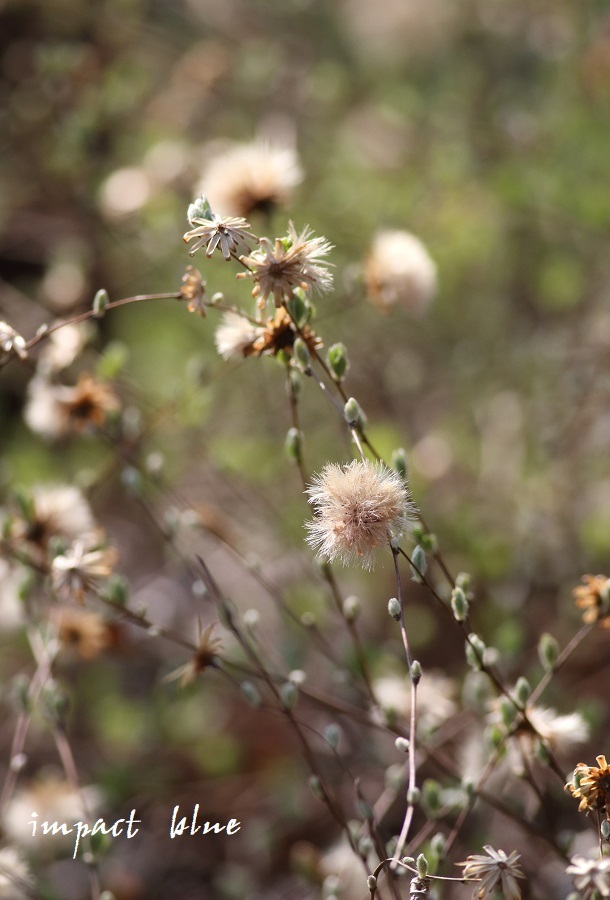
(284, 427), (302, 463)
(451, 586), (469, 621)
(421, 779), (440, 814)
(286, 291), (309, 327)
(309, 775), (325, 802)
(325, 723), (341, 749)
(416, 853), (428, 879)
(419, 532), (438, 554)
(514, 676), (531, 706)
(488, 724), (504, 748)
(287, 368), (301, 398)
(366, 875), (377, 892)
(395, 736), (410, 754)
(99, 574), (129, 606)
(240, 681), (262, 708)
(430, 832), (445, 858)
(410, 545), (427, 582)
(401, 856), (416, 869)
(280, 681), (298, 711)
(601, 818), (610, 839)
(538, 632), (559, 672)
(293, 337), (310, 370)
(461, 777), (475, 801)
(407, 787), (421, 806)
(343, 595), (361, 621)
(392, 447), (408, 480)
(385, 763), (406, 790)
(327, 343), (349, 382)
(535, 739), (551, 765)
(410, 660), (422, 683)
(388, 597), (402, 620)
(344, 397), (365, 427)
(187, 195), (213, 224)
(456, 571), (471, 591)
(499, 696), (516, 729)
(93, 288), (109, 318)
(465, 633), (486, 670)
(358, 835), (373, 855)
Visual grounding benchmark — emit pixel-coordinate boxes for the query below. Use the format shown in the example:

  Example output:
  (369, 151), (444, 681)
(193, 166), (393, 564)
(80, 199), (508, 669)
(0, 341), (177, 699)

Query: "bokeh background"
(2, 0), (610, 897)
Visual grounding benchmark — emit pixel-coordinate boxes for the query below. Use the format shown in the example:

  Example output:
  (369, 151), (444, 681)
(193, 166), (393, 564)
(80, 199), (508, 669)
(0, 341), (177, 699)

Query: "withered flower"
(573, 574), (610, 627)
(166, 623), (223, 687)
(51, 536), (118, 603)
(458, 846), (524, 900)
(183, 212), (258, 261)
(53, 606), (112, 660)
(179, 265), (206, 316)
(566, 755), (610, 816)
(0, 321), (27, 365)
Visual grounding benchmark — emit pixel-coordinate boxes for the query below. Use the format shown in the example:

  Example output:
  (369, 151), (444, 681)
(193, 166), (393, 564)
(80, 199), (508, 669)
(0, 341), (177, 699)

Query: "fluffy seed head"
(305, 459), (417, 569)
(365, 229), (437, 315)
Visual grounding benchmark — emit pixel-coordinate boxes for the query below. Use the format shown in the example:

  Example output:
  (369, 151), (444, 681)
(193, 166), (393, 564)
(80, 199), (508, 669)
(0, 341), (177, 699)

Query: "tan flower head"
(237, 222), (333, 309)
(458, 846), (524, 900)
(53, 606), (112, 660)
(183, 204), (258, 261)
(365, 229), (437, 315)
(51, 535), (118, 603)
(306, 459), (417, 569)
(567, 855), (610, 898)
(166, 623), (223, 687)
(573, 574), (610, 627)
(25, 373), (120, 440)
(566, 755), (610, 816)
(197, 140), (303, 219)
(179, 265), (206, 316)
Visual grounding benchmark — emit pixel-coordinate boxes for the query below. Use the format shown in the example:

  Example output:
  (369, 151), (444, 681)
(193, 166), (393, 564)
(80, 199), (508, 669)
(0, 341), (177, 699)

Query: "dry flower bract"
(306, 459), (416, 569)
(573, 574), (610, 627)
(458, 846), (524, 900)
(566, 855), (610, 898)
(365, 229), (437, 315)
(566, 755), (610, 816)
(237, 222), (333, 309)
(25, 373), (119, 439)
(179, 265), (206, 316)
(51, 537), (118, 603)
(198, 140), (303, 218)
(165, 623), (223, 687)
(183, 213), (258, 261)
(53, 606), (112, 660)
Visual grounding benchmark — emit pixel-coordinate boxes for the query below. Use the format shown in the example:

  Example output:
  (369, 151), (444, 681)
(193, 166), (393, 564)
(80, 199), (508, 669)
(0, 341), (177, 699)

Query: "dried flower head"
(0, 845), (34, 897)
(237, 222), (333, 309)
(566, 855), (610, 898)
(183, 205), (258, 261)
(166, 623), (223, 687)
(458, 846), (524, 900)
(365, 229), (437, 315)
(214, 306), (322, 361)
(53, 606), (112, 660)
(306, 459), (417, 569)
(2, 776), (101, 851)
(198, 140), (303, 218)
(51, 536), (118, 603)
(25, 373), (120, 439)
(566, 755), (610, 816)
(573, 574), (610, 627)
(214, 311), (263, 360)
(37, 321), (91, 374)
(10, 485), (96, 557)
(490, 703), (589, 773)
(0, 321), (27, 366)
(179, 265), (206, 316)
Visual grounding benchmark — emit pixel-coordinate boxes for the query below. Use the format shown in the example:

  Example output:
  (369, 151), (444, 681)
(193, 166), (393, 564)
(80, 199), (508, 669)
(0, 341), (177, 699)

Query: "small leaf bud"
(240, 681), (262, 708)
(410, 660), (422, 684)
(430, 832), (445, 857)
(465, 633), (486, 671)
(416, 853), (428, 879)
(343, 595), (361, 621)
(392, 447), (408, 480)
(327, 343), (349, 381)
(344, 396), (366, 428)
(456, 571), (471, 591)
(280, 681), (298, 711)
(293, 337), (310, 370)
(407, 787), (421, 806)
(367, 875), (377, 892)
(93, 288), (109, 318)
(601, 818), (610, 839)
(538, 632), (559, 672)
(421, 779), (440, 815)
(514, 676), (531, 706)
(325, 723), (341, 749)
(284, 427), (302, 463)
(187, 195), (213, 224)
(410, 545), (427, 582)
(395, 736), (410, 754)
(499, 697), (516, 728)
(388, 597), (402, 621)
(451, 586), (469, 621)
(309, 775), (325, 802)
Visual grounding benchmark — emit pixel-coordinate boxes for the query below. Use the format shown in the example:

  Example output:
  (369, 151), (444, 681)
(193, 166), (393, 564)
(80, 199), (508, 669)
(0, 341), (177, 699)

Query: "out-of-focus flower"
(0, 560), (28, 633)
(51, 536), (118, 603)
(53, 606), (112, 660)
(371, 670), (457, 732)
(237, 223), (333, 309)
(566, 855), (610, 898)
(306, 459), (416, 569)
(197, 140), (303, 218)
(458, 846), (524, 900)
(11, 485), (96, 556)
(214, 311), (262, 360)
(2, 776), (102, 853)
(364, 229), (437, 315)
(573, 574), (610, 628)
(566, 755), (610, 816)
(37, 322), (91, 374)
(184, 211), (258, 261)
(166, 623), (223, 687)
(178, 265), (206, 316)
(24, 374), (119, 439)
(0, 322), (27, 365)
(0, 845), (34, 898)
